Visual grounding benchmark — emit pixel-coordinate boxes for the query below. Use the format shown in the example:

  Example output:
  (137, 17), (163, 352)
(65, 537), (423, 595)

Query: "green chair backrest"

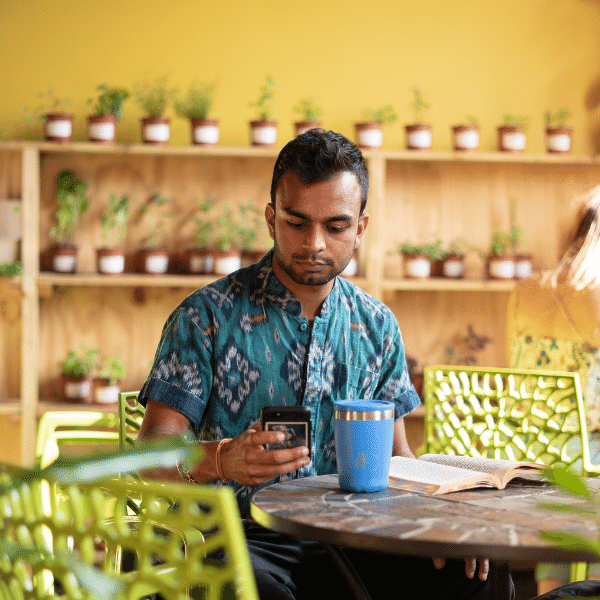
(422, 365), (599, 476)
(35, 410), (120, 469)
(0, 470), (259, 600)
(119, 391), (144, 451)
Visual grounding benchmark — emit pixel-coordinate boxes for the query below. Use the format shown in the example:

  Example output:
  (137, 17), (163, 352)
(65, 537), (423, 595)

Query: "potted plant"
(185, 195), (216, 274)
(174, 80), (219, 145)
(497, 114), (528, 152)
(508, 198), (531, 279)
(92, 351), (126, 405)
(399, 241), (443, 278)
(137, 193), (173, 274)
(87, 84), (130, 143)
(442, 239), (469, 278)
(133, 74), (176, 145)
(49, 170), (90, 273)
(213, 202), (243, 275)
(60, 345), (99, 403)
(22, 88), (74, 143)
(293, 97), (323, 137)
(545, 108), (573, 153)
(405, 88), (432, 150)
(355, 105), (398, 149)
(249, 75), (278, 147)
(451, 116), (479, 151)
(486, 229), (515, 279)
(97, 193), (129, 275)
(238, 202), (267, 267)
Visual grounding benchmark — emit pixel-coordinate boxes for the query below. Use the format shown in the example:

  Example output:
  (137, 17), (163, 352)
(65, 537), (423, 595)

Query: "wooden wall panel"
(0, 282), (21, 400)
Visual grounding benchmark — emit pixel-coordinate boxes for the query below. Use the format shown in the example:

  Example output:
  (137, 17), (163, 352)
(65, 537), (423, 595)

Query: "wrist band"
(216, 438), (232, 482)
(177, 459), (198, 484)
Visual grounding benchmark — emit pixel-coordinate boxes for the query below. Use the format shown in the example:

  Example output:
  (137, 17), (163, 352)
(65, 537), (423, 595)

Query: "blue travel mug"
(334, 399), (395, 492)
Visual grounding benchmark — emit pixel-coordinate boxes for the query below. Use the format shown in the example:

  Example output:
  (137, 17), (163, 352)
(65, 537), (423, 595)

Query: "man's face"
(265, 170), (368, 290)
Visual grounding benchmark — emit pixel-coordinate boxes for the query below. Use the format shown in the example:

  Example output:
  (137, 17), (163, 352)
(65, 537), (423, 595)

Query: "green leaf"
(540, 530), (600, 556)
(539, 501), (595, 516)
(546, 467), (591, 499)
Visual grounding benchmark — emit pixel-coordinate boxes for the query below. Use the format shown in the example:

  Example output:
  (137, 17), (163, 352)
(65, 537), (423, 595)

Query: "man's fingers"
(465, 558), (476, 579)
(432, 558), (445, 570)
(478, 559), (489, 581)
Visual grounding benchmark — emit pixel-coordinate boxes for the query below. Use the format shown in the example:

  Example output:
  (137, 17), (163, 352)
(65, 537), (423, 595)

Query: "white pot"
(250, 121), (277, 146)
(404, 255), (431, 278)
(192, 119), (220, 145)
(213, 252), (242, 275)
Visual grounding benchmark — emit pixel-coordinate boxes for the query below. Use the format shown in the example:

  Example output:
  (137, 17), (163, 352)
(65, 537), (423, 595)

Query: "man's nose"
(302, 225), (326, 253)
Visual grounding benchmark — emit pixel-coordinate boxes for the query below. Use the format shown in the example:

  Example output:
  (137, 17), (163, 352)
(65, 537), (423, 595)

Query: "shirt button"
(300, 322), (308, 331)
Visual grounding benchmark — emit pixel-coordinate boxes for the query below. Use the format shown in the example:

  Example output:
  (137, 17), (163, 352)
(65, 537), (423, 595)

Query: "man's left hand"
(432, 557), (489, 581)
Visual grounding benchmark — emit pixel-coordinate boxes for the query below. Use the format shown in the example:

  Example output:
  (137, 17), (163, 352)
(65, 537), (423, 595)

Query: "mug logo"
(355, 452), (368, 469)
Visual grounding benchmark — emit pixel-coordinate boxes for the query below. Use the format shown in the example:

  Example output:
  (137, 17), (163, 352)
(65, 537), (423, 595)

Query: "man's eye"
(328, 225), (349, 233)
(287, 220), (304, 229)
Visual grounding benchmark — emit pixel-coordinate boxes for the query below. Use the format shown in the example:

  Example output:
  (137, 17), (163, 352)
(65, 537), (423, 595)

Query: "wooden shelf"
(0, 400), (20, 415)
(382, 278), (516, 292)
(37, 401), (118, 417)
(38, 272), (218, 289)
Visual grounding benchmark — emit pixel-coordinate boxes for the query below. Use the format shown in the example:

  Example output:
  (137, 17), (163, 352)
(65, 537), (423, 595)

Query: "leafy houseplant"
(355, 105), (398, 149)
(133, 75), (176, 145)
(239, 203), (267, 267)
(138, 193), (173, 274)
(186, 195), (216, 274)
(97, 194), (129, 275)
(442, 238), (470, 278)
(406, 88), (432, 150)
(93, 351), (126, 405)
(60, 345), (99, 402)
(87, 84), (130, 143)
(249, 75), (278, 147)
(545, 108), (573, 154)
(213, 203), (244, 275)
(22, 88), (74, 143)
(451, 115), (480, 152)
(399, 241), (443, 279)
(174, 80), (219, 145)
(49, 170), (90, 273)
(294, 97), (323, 137)
(497, 114), (528, 152)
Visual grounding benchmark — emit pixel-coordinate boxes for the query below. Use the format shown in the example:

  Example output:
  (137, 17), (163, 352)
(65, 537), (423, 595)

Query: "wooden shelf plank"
(382, 278), (516, 292)
(37, 401), (118, 417)
(0, 400), (21, 415)
(38, 272), (218, 288)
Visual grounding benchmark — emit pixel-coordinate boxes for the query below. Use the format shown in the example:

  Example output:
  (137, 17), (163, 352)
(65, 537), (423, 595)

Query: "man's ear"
(265, 203), (275, 239)
(354, 213), (369, 248)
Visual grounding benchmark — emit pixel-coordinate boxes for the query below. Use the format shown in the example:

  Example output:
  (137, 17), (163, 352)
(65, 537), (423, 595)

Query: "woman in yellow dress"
(507, 186), (600, 595)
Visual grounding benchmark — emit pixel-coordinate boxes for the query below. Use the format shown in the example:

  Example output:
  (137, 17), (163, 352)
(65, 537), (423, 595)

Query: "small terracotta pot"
(45, 113), (74, 143)
(451, 125), (479, 151)
(213, 250), (242, 276)
(354, 122), (383, 149)
(249, 121), (277, 147)
(92, 377), (121, 405)
(405, 124), (432, 150)
(514, 253), (533, 279)
(96, 248), (125, 275)
(191, 118), (219, 145)
(138, 249), (169, 274)
(545, 127), (573, 154)
(62, 375), (92, 403)
(403, 253), (432, 278)
(442, 254), (465, 278)
(51, 245), (78, 273)
(88, 115), (117, 143)
(497, 126), (526, 152)
(141, 117), (170, 145)
(295, 121), (321, 137)
(185, 248), (215, 274)
(487, 254), (516, 279)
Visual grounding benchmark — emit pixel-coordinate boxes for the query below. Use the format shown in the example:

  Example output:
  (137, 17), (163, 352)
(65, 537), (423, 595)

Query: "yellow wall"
(2, 0), (600, 153)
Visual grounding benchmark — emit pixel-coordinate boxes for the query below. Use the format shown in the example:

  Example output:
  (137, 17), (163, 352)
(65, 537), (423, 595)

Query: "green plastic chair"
(422, 365), (599, 581)
(0, 468), (259, 600)
(119, 391), (144, 451)
(35, 410), (120, 469)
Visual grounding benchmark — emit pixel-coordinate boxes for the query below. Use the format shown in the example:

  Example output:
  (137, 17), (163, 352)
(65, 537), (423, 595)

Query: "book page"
(419, 454), (543, 478)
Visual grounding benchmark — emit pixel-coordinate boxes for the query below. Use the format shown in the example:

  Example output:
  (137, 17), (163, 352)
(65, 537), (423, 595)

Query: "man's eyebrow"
(282, 207), (353, 222)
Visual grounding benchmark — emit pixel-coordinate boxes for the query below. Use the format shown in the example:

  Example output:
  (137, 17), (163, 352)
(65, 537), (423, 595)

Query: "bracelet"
(177, 459), (198, 484)
(216, 438), (232, 482)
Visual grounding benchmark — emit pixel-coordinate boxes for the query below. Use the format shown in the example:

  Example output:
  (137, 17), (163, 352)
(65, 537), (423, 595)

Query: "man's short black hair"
(270, 129), (369, 214)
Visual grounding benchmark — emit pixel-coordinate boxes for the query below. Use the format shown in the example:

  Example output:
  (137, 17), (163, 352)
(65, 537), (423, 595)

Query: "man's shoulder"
(335, 277), (396, 322)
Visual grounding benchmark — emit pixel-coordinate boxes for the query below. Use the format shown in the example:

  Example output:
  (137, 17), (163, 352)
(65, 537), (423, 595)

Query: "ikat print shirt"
(139, 250), (421, 517)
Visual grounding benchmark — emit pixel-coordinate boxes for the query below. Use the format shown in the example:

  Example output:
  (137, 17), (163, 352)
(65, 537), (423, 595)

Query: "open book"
(388, 454), (548, 495)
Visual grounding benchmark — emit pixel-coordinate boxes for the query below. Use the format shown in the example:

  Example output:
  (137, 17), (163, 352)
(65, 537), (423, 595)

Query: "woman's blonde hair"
(542, 185), (600, 290)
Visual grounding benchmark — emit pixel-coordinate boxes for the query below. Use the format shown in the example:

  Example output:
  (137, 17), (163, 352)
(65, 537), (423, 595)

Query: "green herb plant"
(238, 203), (264, 251)
(101, 193), (129, 247)
(133, 74), (176, 118)
(294, 97), (323, 122)
(88, 84), (130, 121)
(174, 80), (217, 120)
(362, 105), (398, 125)
(61, 345), (100, 378)
(445, 238), (470, 257)
(22, 88), (73, 126)
(545, 108), (572, 129)
(399, 240), (444, 260)
(96, 351), (126, 385)
(250, 75), (278, 121)
(50, 170), (91, 246)
(140, 193), (173, 250)
(192, 195), (217, 249)
(501, 114), (529, 129)
(0, 262), (23, 276)
(215, 203), (243, 252)
(411, 88), (431, 123)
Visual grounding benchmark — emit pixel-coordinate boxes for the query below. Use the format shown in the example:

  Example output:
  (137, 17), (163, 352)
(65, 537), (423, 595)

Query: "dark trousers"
(532, 580), (600, 599)
(244, 521), (500, 600)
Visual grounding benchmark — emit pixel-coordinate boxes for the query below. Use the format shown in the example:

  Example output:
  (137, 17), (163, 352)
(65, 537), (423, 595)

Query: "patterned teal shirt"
(140, 250), (421, 516)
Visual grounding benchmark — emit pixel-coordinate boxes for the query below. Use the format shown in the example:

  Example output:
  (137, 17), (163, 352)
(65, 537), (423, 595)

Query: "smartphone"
(261, 406), (311, 457)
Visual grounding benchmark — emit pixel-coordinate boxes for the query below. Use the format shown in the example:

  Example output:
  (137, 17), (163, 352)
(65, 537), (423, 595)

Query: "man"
(138, 129), (491, 600)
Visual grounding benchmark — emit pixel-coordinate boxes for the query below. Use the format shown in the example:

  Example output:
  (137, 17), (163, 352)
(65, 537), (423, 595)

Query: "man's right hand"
(220, 425), (311, 487)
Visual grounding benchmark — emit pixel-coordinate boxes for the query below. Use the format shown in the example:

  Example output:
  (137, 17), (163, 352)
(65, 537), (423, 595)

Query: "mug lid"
(334, 399), (395, 420)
